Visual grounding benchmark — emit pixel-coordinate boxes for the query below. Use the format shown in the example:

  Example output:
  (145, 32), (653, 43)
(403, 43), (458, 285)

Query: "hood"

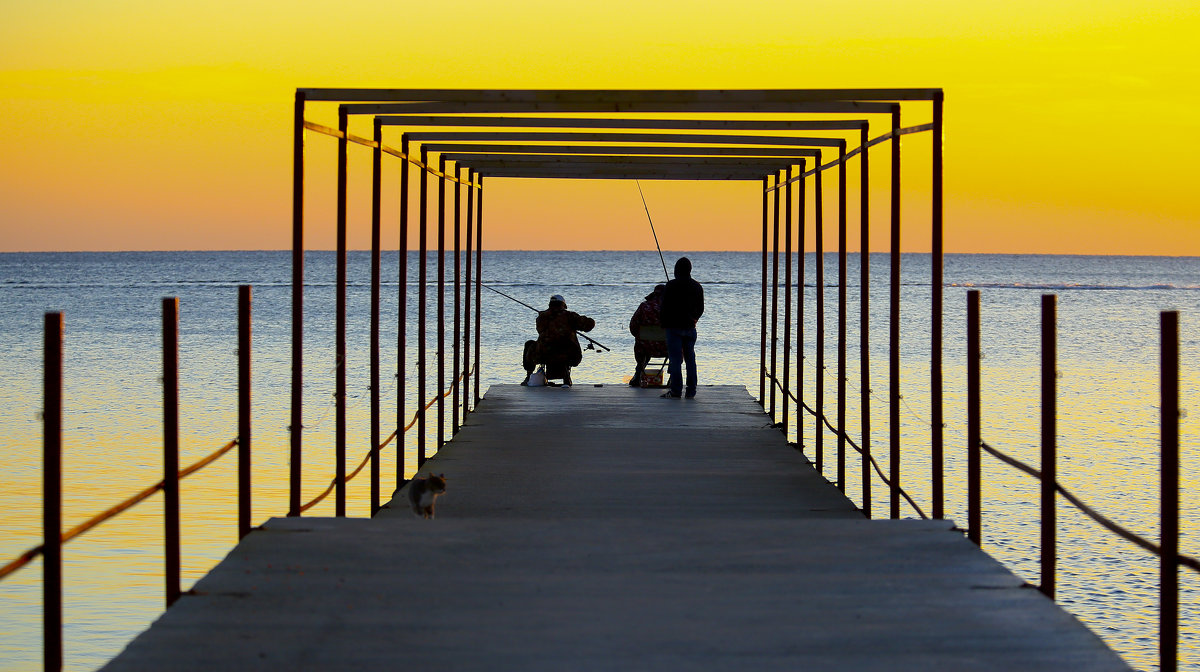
(674, 257), (692, 279)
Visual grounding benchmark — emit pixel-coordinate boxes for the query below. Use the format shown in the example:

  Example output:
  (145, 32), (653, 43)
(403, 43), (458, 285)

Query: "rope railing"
(303, 120), (479, 186)
(763, 368), (929, 519)
(297, 367), (473, 514)
(977, 438), (1200, 574)
(0, 438), (239, 582)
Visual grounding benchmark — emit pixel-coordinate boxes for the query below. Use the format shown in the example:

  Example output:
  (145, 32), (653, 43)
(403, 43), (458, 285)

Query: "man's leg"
(665, 328), (683, 397)
(632, 350), (648, 386)
(521, 340), (538, 385)
(682, 328), (698, 397)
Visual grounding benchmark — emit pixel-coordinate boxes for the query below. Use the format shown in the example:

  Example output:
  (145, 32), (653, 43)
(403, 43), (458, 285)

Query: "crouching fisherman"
(522, 294), (596, 387)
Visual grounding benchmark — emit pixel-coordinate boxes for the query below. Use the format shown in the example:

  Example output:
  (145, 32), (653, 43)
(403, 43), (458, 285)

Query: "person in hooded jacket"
(523, 294), (595, 387)
(659, 257), (704, 398)
(628, 284), (666, 386)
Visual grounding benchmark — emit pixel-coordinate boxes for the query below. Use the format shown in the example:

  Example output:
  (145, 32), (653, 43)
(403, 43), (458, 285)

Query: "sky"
(1, 0), (1198, 254)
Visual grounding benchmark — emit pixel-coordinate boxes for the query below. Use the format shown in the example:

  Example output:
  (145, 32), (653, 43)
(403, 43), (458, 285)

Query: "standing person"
(528, 294), (595, 387)
(659, 257), (704, 398)
(628, 284), (666, 387)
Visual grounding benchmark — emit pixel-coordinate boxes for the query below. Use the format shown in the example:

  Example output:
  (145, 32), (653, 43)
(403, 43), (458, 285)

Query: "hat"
(645, 284), (665, 300)
(549, 294), (566, 305)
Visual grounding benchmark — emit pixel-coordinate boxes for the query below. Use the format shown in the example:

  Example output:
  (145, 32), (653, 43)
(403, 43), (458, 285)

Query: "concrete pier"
(101, 385), (1132, 671)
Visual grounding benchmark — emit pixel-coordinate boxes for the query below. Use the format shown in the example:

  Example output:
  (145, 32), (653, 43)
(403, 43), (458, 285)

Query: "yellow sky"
(1, 0), (1198, 254)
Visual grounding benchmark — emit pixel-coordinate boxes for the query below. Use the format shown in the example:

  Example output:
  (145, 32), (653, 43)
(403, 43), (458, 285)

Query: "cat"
(407, 473), (447, 519)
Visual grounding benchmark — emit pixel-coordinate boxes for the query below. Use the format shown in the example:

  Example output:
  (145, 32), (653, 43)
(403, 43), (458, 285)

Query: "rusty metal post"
(437, 156), (446, 451)
(782, 167), (792, 436)
(837, 141), (848, 492)
(1161, 310), (1180, 672)
(760, 176), (768, 407)
(398, 135), (409, 487)
(889, 104), (902, 520)
(334, 108), (348, 517)
(418, 146), (428, 467)
(463, 169), (474, 419)
(289, 91), (304, 517)
(815, 154), (825, 474)
(966, 289), (981, 546)
(44, 311), (62, 671)
(238, 286), (252, 538)
(162, 297), (181, 606)
(1040, 294), (1056, 598)
(453, 166), (462, 435)
(932, 91), (946, 519)
(370, 119), (382, 515)
(859, 123), (872, 518)
(771, 173), (780, 418)
(474, 176), (484, 405)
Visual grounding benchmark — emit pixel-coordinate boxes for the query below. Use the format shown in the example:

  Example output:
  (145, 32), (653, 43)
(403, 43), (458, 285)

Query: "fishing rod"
(636, 179), (671, 283)
(480, 283), (611, 352)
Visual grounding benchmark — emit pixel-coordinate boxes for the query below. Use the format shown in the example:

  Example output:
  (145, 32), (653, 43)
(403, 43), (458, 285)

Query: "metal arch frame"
(289, 88), (945, 532)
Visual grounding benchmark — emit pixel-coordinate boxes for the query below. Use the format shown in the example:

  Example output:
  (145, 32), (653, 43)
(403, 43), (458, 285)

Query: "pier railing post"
(453, 165), (462, 436)
(239, 286), (252, 538)
(859, 123), (871, 518)
(782, 167), (792, 436)
(335, 107), (348, 517)
(370, 119), (382, 516)
(474, 176), (483, 405)
(418, 146), (428, 467)
(770, 174), (780, 419)
(760, 176), (768, 408)
(1161, 310), (1179, 672)
(966, 290), (981, 545)
(438, 156), (446, 452)
(797, 165), (806, 457)
(162, 297), (181, 605)
(837, 141), (847, 493)
(463, 169), (474, 420)
(815, 152), (825, 474)
(889, 104), (901, 520)
(931, 92), (945, 519)
(1040, 294), (1056, 598)
(289, 90), (304, 518)
(44, 311), (63, 671)
(398, 135), (409, 486)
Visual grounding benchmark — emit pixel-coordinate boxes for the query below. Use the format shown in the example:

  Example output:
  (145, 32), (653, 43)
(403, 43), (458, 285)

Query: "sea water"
(0, 250), (1197, 671)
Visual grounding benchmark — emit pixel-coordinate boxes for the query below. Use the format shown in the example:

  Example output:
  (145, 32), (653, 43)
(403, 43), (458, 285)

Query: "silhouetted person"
(660, 258), (704, 398)
(628, 284), (665, 386)
(522, 294), (595, 387)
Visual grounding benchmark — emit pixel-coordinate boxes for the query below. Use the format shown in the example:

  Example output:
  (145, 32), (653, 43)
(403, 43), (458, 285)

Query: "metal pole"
(162, 297), (181, 606)
(463, 169), (474, 419)
(966, 290), (981, 546)
(797, 164), (806, 455)
(398, 135), (409, 487)
(44, 311), (62, 671)
(1039, 294), (1056, 598)
(771, 173), (780, 419)
(474, 176), (484, 405)
(1161, 310), (1180, 672)
(238, 286), (252, 538)
(838, 141), (848, 493)
(418, 146), (428, 467)
(889, 104), (902, 520)
(859, 123), (872, 518)
(782, 166), (793, 436)
(334, 108), (348, 517)
(370, 119), (382, 516)
(453, 165), (462, 435)
(437, 156), (447, 451)
(760, 176), (768, 407)
(931, 91), (945, 520)
(289, 91), (304, 517)
(815, 154), (825, 474)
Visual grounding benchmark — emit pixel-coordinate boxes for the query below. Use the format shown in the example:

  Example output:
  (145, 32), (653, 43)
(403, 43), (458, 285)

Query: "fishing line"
(636, 179), (671, 282)
(480, 283), (611, 352)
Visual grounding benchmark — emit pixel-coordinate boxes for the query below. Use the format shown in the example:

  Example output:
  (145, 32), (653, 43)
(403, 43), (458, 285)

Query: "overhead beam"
(404, 131), (843, 147)
(432, 145), (823, 159)
(375, 116), (869, 131)
(341, 101), (898, 115)
(302, 88), (942, 103)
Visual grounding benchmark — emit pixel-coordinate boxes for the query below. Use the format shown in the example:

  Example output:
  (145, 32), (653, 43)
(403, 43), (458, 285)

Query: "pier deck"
(101, 385), (1131, 671)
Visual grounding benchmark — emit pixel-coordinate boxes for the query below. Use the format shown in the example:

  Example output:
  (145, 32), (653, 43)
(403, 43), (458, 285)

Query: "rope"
(298, 366), (474, 514)
(765, 123), (935, 192)
(0, 438), (239, 583)
(764, 368), (928, 519)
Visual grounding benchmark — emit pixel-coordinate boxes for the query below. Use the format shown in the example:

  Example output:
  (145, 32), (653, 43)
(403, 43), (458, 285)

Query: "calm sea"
(0, 251), (1197, 671)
